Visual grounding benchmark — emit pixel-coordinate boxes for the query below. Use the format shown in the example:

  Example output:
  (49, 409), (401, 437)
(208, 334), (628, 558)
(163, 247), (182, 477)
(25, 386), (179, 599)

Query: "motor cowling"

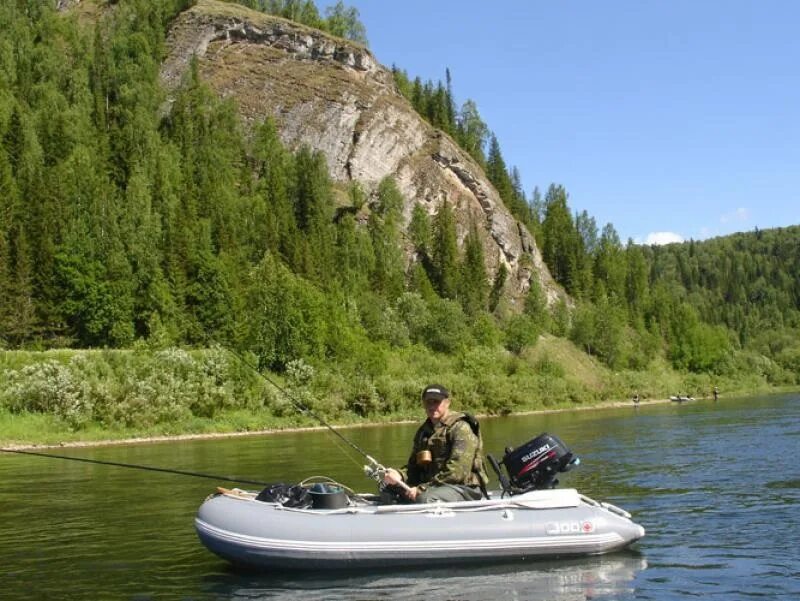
(493, 433), (579, 493)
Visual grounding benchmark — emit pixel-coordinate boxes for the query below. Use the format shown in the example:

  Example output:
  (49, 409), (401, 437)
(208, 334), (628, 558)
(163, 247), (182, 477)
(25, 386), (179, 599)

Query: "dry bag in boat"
(255, 483), (312, 508)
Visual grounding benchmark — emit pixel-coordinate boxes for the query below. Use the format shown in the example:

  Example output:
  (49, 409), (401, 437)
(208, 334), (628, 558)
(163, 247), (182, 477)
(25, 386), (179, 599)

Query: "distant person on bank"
(383, 385), (489, 503)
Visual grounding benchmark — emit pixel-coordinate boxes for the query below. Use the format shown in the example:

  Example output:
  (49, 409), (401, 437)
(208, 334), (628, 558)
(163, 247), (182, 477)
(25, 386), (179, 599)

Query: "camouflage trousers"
(417, 484), (483, 503)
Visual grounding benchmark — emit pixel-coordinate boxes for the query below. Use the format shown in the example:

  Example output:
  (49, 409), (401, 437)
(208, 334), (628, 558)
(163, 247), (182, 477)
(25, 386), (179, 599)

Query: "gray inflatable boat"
(195, 486), (645, 569)
(196, 432), (645, 569)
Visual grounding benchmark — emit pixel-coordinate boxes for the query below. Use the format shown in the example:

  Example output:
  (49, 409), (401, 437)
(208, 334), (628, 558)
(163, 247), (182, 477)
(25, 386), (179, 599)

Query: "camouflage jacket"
(399, 411), (489, 491)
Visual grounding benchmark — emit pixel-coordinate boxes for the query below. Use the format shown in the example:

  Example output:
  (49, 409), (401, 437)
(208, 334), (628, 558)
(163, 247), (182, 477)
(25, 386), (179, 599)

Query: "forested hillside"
(0, 1), (797, 439)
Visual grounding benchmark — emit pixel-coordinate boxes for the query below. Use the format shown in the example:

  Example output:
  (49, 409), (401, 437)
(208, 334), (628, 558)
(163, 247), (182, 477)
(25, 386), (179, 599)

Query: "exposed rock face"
(161, 0), (562, 306)
(56, 0), (81, 11)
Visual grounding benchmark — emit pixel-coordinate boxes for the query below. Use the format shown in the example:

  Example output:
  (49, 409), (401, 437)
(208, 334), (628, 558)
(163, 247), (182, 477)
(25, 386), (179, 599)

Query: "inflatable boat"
(196, 486), (645, 570)
(195, 433), (645, 570)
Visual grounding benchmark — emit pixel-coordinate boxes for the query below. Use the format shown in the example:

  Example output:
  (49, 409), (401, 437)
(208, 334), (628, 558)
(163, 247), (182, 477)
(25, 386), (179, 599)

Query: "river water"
(1, 393), (798, 600)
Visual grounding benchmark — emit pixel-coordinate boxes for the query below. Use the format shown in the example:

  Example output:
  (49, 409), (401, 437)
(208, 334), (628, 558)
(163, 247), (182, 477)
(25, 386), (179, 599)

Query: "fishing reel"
(364, 461), (413, 503)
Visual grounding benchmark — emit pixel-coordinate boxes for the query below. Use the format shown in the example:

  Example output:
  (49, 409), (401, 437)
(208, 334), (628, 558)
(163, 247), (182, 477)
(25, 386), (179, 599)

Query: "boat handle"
(600, 501), (632, 519)
(580, 495), (632, 519)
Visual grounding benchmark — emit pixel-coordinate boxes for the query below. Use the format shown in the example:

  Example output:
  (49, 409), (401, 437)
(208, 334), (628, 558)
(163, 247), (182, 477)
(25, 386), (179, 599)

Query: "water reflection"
(203, 553), (648, 601)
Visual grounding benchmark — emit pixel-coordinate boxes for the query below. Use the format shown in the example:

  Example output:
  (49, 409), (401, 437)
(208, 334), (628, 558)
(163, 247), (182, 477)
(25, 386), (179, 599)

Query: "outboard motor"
(488, 433), (580, 495)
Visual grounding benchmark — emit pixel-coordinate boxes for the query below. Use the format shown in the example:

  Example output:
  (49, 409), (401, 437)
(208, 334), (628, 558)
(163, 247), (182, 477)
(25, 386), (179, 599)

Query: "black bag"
(255, 483), (311, 508)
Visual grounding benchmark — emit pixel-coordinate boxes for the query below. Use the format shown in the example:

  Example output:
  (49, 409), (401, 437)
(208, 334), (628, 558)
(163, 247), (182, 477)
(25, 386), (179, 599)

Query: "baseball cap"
(421, 384), (449, 401)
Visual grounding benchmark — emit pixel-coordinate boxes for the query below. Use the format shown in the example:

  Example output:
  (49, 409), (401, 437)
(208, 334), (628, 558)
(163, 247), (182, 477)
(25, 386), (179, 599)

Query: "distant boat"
(670, 395), (695, 403)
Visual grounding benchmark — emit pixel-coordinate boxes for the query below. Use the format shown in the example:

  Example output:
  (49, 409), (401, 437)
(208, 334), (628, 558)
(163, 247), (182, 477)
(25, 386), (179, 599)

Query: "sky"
(319, 1), (799, 245)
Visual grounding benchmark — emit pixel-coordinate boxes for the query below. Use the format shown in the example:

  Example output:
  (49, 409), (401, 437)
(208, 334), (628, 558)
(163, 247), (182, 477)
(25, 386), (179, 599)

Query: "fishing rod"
(220, 345), (394, 481)
(0, 447), (270, 486)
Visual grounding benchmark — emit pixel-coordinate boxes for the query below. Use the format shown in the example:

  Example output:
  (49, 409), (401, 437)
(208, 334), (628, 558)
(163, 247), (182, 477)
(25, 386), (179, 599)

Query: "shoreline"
(1, 396), (680, 451)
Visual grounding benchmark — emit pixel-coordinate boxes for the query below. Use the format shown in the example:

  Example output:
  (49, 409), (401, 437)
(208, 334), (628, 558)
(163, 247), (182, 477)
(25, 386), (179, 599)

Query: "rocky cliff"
(161, 0), (561, 306)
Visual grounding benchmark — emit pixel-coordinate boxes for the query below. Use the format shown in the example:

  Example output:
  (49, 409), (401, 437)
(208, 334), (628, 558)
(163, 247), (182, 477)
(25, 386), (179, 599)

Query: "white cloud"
(645, 231), (684, 245)
(720, 207), (750, 224)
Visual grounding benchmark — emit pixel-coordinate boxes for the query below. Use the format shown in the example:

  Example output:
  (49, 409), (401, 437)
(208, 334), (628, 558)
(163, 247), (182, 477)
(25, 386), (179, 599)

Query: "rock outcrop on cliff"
(161, 0), (561, 305)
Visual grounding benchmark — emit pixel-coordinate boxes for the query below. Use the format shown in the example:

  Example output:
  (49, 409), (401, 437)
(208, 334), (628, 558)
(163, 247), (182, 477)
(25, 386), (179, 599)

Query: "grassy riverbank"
(0, 340), (785, 448)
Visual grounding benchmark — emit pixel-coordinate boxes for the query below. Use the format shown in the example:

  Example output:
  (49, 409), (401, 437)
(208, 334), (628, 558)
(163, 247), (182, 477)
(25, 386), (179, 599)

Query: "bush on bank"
(0, 343), (782, 445)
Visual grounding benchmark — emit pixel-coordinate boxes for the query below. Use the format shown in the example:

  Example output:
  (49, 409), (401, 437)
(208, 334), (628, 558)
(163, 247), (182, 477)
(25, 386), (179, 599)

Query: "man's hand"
(383, 468), (403, 486)
(383, 469), (418, 500)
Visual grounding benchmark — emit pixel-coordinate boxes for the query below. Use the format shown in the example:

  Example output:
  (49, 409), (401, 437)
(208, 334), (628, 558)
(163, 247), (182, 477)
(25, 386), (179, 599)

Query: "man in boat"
(383, 384), (489, 503)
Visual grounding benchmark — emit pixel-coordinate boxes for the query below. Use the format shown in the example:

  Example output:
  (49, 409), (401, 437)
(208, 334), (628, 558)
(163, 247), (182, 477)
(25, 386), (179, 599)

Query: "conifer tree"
(431, 201), (459, 299)
(121, 165), (173, 337)
(593, 223), (625, 304)
(625, 240), (649, 320)
(541, 184), (580, 294)
(0, 149), (15, 341)
(445, 68), (456, 134)
(486, 134), (515, 204)
(524, 274), (551, 332)
(252, 118), (299, 265)
(458, 222), (488, 316)
(369, 177), (405, 299)
(334, 213), (374, 296)
(293, 146), (335, 282)
(488, 263), (508, 313)
(409, 203), (431, 257)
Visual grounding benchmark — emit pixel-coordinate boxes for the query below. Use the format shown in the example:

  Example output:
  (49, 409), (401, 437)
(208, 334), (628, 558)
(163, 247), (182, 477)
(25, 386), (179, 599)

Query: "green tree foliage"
(369, 177), (405, 299)
(458, 223), (488, 316)
(667, 303), (731, 372)
(541, 184), (582, 295)
(243, 253), (329, 370)
(593, 223), (625, 304)
(456, 99), (488, 166)
(488, 263), (507, 313)
(524, 275), (551, 333)
(324, 1), (368, 46)
(392, 68), (457, 137)
(240, 0), (367, 46)
(293, 146), (336, 281)
(430, 201), (459, 299)
(1, 0), (797, 391)
(424, 297), (472, 354)
(250, 117), (300, 265)
(503, 313), (540, 355)
(409, 203), (431, 257)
